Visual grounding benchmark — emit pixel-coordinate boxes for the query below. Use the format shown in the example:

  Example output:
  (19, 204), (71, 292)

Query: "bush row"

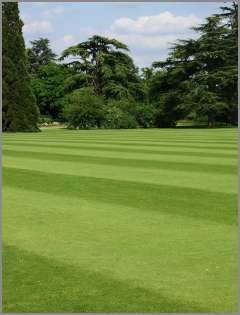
(61, 87), (156, 129)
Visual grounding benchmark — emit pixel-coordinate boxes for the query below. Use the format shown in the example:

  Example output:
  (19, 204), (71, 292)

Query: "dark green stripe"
(3, 167), (237, 225)
(3, 149), (237, 175)
(3, 139), (237, 151)
(4, 142), (237, 159)
(3, 244), (209, 312)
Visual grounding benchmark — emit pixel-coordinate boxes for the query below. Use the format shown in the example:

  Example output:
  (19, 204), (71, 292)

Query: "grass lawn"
(2, 128), (238, 312)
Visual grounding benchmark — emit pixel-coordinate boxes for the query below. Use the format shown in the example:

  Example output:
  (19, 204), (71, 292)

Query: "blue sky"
(19, 2), (229, 67)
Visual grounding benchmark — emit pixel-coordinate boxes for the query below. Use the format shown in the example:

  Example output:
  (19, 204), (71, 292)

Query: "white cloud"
(42, 7), (65, 18)
(52, 35), (78, 55)
(111, 11), (202, 35)
(77, 11), (201, 52)
(101, 11), (202, 65)
(104, 31), (182, 49)
(79, 27), (98, 37)
(133, 53), (168, 68)
(26, 9), (202, 67)
(63, 35), (75, 45)
(23, 20), (53, 34)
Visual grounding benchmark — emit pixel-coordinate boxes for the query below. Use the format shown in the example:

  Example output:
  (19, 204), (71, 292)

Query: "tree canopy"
(3, 2), (238, 130)
(60, 35), (141, 100)
(150, 2), (238, 127)
(27, 38), (57, 74)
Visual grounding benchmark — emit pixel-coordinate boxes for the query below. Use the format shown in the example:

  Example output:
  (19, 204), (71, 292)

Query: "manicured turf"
(2, 128), (238, 312)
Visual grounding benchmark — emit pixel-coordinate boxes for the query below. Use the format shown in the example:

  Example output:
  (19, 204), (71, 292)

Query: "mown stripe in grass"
(3, 244), (215, 313)
(3, 137), (237, 146)
(4, 139), (237, 151)
(4, 132), (237, 146)
(3, 149), (237, 175)
(4, 142), (237, 159)
(3, 167), (237, 225)
(3, 128), (237, 138)
(4, 139), (237, 154)
(3, 132), (237, 140)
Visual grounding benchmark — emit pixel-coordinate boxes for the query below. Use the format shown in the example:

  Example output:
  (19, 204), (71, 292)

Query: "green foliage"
(2, 2), (39, 132)
(31, 62), (72, 119)
(5, 3), (236, 130)
(102, 82), (131, 100)
(63, 73), (92, 93)
(133, 103), (157, 128)
(60, 35), (140, 100)
(151, 2), (237, 127)
(190, 86), (228, 127)
(104, 99), (138, 129)
(27, 38), (56, 74)
(154, 92), (186, 128)
(38, 115), (53, 125)
(60, 35), (129, 95)
(63, 87), (105, 129)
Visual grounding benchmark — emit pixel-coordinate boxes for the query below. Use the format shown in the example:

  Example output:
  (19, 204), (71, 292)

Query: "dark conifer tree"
(3, 2), (39, 132)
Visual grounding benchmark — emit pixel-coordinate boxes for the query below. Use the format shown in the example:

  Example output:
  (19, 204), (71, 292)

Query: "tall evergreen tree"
(3, 2), (39, 132)
(151, 2), (238, 127)
(60, 35), (141, 100)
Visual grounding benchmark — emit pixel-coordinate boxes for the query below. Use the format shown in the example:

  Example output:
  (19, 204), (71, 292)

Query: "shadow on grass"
(3, 244), (211, 313)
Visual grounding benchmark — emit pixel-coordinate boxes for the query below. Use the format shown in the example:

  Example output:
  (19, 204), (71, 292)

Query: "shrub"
(132, 103), (157, 128)
(63, 87), (105, 129)
(38, 115), (53, 125)
(104, 99), (138, 129)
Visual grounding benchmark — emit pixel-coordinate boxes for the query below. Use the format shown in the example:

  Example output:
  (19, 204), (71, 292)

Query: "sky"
(19, 1), (229, 67)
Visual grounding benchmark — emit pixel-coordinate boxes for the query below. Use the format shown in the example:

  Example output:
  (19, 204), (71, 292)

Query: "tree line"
(2, 2), (238, 131)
